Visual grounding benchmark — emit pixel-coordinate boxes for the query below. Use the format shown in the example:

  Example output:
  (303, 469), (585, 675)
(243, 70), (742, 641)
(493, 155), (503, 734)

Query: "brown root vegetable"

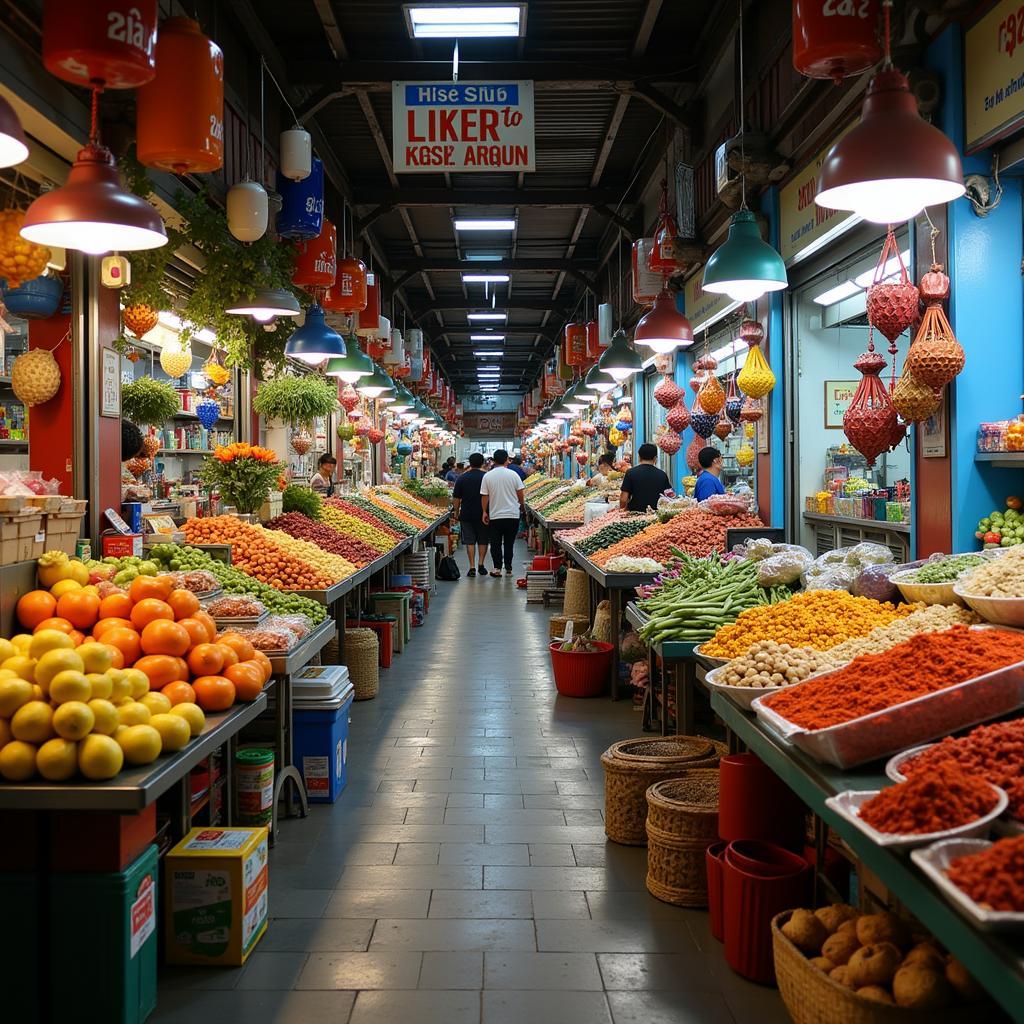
(856, 912), (910, 950)
(821, 930), (861, 967)
(847, 943), (901, 988)
(892, 964), (954, 1010)
(781, 909), (829, 955)
(829, 965), (856, 990)
(902, 943), (946, 972)
(815, 904), (859, 935)
(857, 986), (895, 1005)
(809, 957), (835, 972)
(945, 958), (985, 1003)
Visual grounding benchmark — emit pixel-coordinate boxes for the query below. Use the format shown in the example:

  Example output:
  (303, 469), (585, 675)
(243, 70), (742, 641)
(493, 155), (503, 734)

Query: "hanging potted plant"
(252, 373), (338, 429)
(200, 442), (281, 518)
(121, 376), (182, 427)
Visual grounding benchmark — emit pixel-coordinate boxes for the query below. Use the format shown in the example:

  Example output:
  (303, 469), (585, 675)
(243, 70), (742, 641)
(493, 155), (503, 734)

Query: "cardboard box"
(102, 532), (143, 559)
(44, 511), (85, 556)
(164, 827), (269, 966)
(0, 512), (43, 566)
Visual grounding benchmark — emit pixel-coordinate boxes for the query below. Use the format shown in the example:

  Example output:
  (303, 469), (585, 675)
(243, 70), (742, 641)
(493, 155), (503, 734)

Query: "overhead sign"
(778, 123), (857, 264)
(681, 275), (738, 334)
(965, 0), (1024, 152)
(392, 81), (535, 173)
(463, 412), (516, 434)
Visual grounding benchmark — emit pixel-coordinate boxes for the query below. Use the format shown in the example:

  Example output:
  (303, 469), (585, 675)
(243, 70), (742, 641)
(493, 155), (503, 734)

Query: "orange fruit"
(130, 599), (174, 631)
(191, 610), (217, 642)
(177, 617), (210, 648)
(161, 680), (197, 706)
(187, 642), (225, 677)
(93, 616), (134, 637)
(99, 592), (134, 620)
(55, 591), (101, 629)
(218, 632), (255, 664)
(134, 654), (186, 690)
(251, 650), (273, 685)
(104, 643), (125, 670)
(140, 619), (191, 658)
(17, 590), (57, 630)
(224, 661), (264, 702)
(33, 617), (75, 635)
(101, 627), (142, 667)
(167, 589), (200, 621)
(213, 643), (239, 669)
(192, 675), (236, 712)
(172, 656), (189, 681)
(68, 630), (86, 647)
(129, 575), (174, 603)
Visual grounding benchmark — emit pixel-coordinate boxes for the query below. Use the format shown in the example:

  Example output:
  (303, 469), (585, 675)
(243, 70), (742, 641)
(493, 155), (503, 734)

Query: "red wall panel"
(27, 308), (74, 494)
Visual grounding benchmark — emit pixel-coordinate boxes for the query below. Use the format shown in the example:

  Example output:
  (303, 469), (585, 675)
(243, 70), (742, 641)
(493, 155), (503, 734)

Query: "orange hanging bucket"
(293, 218), (337, 290)
(324, 257), (368, 313)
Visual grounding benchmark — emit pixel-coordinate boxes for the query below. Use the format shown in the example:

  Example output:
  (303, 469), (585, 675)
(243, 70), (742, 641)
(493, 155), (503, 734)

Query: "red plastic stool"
(346, 619), (394, 668)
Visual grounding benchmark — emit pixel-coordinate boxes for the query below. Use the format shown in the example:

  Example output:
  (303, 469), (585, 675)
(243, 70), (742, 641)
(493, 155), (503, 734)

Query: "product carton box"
(102, 531), (144, 559)
(0, 511), (43, 565)
(164, 827), (269, 966)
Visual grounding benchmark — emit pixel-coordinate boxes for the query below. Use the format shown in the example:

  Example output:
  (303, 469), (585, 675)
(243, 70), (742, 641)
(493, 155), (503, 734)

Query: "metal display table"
(711, 691), (1024, 1018)
(413, 510), (451, 550)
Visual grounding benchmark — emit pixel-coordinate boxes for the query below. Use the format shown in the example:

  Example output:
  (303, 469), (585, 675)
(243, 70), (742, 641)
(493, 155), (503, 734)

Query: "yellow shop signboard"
(965, 0), (1024, 152)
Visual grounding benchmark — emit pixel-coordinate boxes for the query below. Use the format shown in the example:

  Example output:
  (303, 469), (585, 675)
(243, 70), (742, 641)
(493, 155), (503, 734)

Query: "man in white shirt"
(480, 449), (525, 577)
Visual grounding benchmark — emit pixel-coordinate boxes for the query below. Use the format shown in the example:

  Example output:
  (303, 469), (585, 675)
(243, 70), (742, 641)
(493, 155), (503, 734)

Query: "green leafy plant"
(282, 484), (323, 520)
(404, 477), (448, 500)
(200, 445), (281, 514)
(253, 373), (338, 427)
(121, 377), (181, 426)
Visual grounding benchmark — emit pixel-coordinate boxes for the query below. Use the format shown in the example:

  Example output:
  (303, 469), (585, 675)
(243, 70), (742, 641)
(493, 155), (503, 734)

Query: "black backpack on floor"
(437, 555), (461, 581)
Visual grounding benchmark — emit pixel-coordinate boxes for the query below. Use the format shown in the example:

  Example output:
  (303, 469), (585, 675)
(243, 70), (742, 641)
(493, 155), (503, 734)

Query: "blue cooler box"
(292, 665), (355, 803)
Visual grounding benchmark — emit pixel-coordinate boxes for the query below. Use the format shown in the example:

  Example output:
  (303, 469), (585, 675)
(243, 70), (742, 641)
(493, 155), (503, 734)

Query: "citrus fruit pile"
(0, 572), (272, 784)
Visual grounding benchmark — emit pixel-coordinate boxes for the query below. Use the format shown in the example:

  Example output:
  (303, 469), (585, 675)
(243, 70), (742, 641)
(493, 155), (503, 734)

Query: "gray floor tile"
(529, 844), (576, 866)
(483, 990), (612, 1024)
(606, 990), (735, 1024)
(259, 918), (375, 953)
(484, 952), (602, 990)
(444, 808), (567, 825)
(532, 891), (592, 919)
(483, 794), (525, 808)
(484, 826), (608, 845)
(445, 792), (486, 807)
(235, 951), (310, 990)
(268, 888), (336, 918)
(536, 920), (697, 953)
(350, 989), (480, 1024)
(314, 844), (397, 866)
(394, 843), (441, 864)
(150, 990), (356, 1023)
(429, 889), (533, 918)
(439, 843), (530, 866)
(370, 918), (537, 951)
(404, 806), (447, 824)
(295, 952), (422, 990)
(485, 866), (644, 891)
(585, 891), (697, 920)
(349, 825), (486, 844)
(597, 953), (724, 991)
(322, 889), (430, 919)
(338, 864), (482, 890)
(419, 952), (484, 989)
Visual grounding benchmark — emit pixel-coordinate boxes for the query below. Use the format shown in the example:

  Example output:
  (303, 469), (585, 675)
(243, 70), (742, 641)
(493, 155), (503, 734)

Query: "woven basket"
(772, 912), (978, 1024)
(549, 613), (592, 640)
(322, 634), (341, 665)
(342, 627), (379, 701)
(601, 736), (726, 846)
(592, 600), (611, 642)
(563, 567), (591, 618)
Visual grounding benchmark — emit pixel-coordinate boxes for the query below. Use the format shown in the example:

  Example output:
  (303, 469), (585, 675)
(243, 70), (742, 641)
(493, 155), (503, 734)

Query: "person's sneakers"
(489, 569), (502, 577)
(505, 568), (514, 576)
(467, 568), (476, 577)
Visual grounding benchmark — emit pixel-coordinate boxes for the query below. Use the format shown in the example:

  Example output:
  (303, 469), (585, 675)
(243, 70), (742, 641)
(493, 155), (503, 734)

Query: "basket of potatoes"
(772, 907), (985, 1023)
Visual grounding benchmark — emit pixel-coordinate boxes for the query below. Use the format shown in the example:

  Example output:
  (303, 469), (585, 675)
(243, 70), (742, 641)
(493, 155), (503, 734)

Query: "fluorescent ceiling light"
(471, 334), (505, 341)
(462, 273), (510, 283)
(475, 350), (503, 356)
(813, 280), (861, 306)
(467, 312), (506, 321)
(854, 250), (911, 289)
(406, 4), (524, 38)
(463, 253), (503, 262)
(454, 219), (516, 231)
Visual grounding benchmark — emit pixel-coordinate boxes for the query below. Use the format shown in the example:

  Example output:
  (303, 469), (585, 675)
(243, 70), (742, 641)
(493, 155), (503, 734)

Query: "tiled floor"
(154, 570), (789, 1023)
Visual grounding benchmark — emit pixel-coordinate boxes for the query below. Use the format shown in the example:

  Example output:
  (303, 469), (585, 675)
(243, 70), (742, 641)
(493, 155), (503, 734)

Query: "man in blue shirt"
(694, 446), (727, 501)
(508, 454), (529, 481)
(445, 461), (464, 484)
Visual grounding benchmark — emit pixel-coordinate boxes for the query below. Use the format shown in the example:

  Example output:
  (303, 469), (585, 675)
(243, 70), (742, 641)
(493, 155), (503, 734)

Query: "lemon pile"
(0, 629), (205, 784)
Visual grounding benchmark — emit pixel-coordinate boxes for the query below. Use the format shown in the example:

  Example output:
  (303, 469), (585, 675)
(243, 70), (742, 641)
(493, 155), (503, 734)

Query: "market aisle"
(154, 573), (789, 1024)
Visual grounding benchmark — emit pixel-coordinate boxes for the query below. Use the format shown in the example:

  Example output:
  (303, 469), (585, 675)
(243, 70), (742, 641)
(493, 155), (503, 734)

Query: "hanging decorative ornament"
(159, 339), (192, 378)
(195, 397), (221, 430)
(666, 398), (691, 433)
(355, 418), (372, 438)
(337, 421), (355, 441)
(744, 422), (755, 440)
(792, 0), (882, 82)
(576, 452), (590, 466)
(866, 228), (919, 343)
(226, 180), (269, 242)
(690, 395), (720, 439)
(698, 372), (725, 415)
(685, 437), (704, 473)
(892, 369), (940, 423)
(126, 456), (151, 479)
(736, 319), (775, 399)
(714, 419), (733, 440)
(292, 217), (337, 290)
(740, 396), (763, 422)
(11, 347), (61, 406)
(842, 335), (899, 467)
(736, 444), (755, 467)
(689, 374), (704, 394)
(339, 384), (360, 412)
(290, 430), (313, 456)
(280, 126), (312, 182)
(140, 432), (161, 459)
(654, 373), (684, 409)
(367, 427), (385, 445)
(656, 430), (683, 455)
(0, 209), (50, 287)
(203, 352), (231, 388)
(648, 178), (687, 276)
(693, 352), (718, 373)
(904, 262), (965, 391)
(347, 408), (363, 423)
(725, 373), (743, 425)
(122, 302), (159, 338)
(580, 422), (597, 437)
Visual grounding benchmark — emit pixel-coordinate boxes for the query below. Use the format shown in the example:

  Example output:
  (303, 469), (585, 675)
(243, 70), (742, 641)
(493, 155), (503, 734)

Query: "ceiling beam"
(389, 257), (599, 273)
(353, 188), (620, 208)
(312, 0), (348, 61)
(413, 300), (572, 316)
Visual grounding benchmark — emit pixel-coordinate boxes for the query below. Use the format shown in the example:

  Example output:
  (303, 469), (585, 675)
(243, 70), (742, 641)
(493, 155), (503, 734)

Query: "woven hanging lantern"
(653, 373), (684, 409)
(580, 421), (598, 437)
(736, 444), (755, 466)
(367, 427), (384, 444)
(355, 418), (372, 437)
(195, 397), (220, 429)
(126, 456), (151, 479)
(203, 352), (230, 388)
(339, 383), (360, 412)
(714, 419), (733, 440)
(892, 369), (940, 423)
(141, 432), (161, 458)
(666, 398), (691, 433)
(159, 339), (192, 378)
(685, 437), (704, 473)
(337, 421), (354, 441)
(688, 374), (703, 394)
(576, 451), (590, 465)
(690, 394), (720, 439)
(740, 396), (763, 422)
(648, 178), (687, 277)
(291, 429), (313, 455)
(904, 263), (964, 391)
(123, 302), (159, 338)
(693, 353), (718, 373)
(736, 319), (775, 399)
(842, 340), (900, 466)
(656, 430), (682, 455)
(866, 228), (919, 343)
(0, 209), (50, 288)
(698, 372), (725, 415)
(725, 372), (743, 424)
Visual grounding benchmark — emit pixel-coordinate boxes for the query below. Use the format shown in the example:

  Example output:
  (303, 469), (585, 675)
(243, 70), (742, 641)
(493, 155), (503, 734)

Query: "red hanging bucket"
(706, 840), (728, 942)
(548, 641), (612, 698)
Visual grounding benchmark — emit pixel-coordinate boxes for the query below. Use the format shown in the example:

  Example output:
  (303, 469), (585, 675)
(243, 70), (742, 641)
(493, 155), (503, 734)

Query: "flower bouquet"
(201, 443), (281, 514)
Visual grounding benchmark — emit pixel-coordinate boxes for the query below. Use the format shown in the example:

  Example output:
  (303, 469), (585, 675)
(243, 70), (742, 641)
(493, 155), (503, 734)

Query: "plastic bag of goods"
(699, 493), (751, 517)
(845, 541), (894, 567)
(656, 493), (697, 520)
(584, 501), (613, 525)
(802, 564), (858, 591)
(755, 547), (814, 587)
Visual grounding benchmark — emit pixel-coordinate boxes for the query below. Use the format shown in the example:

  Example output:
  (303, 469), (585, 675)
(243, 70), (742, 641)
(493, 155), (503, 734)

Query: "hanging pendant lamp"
(598, 329), (644, 381)
(0, 95), (28, 168)
(815, 68), (964, 224)
(634, 291), (694, 353)
(225, 259), (302, 321)
(357, 363), (394, 398)
(284, 303), (346, 363)
(583, 363), (617, 394)
(562, 383), (588, 412)
(701, 210), (788, 303)
(325, 341), (374, 383)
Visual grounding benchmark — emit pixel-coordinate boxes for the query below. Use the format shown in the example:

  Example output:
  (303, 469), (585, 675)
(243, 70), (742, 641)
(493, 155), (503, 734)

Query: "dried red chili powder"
(764, 626), (1024, 730)
(901, 718), (1024, 820)
(858, 763), (999, 835)
(946, 835), (1024, 912)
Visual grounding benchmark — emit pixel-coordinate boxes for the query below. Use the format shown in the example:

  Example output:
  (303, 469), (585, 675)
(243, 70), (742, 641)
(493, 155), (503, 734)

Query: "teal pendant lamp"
(357, 363), (394, 398)
(325, 339), (374, 382)
(285, 303), (346, 363)
(701, 209), (787, 303)
(584, 363), (617, 394)
(598, 329), (643, 382)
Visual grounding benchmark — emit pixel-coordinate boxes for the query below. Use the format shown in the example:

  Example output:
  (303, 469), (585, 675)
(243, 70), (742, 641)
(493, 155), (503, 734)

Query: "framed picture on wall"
(756, 402), (769, 454)
(824, 380), (858, 429)
(921, 399), (947, 458)
(100, 348), (120, 418)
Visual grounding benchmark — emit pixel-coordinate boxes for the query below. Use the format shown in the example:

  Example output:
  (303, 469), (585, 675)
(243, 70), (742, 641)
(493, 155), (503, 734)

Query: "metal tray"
(210, 609), (269, 627)
(692, 643), (728, 667)
(825, 786), (1007, 850)
(911, 838), (1024, 931)
(703, 665), (798, 712)
(751, 641), (1024, 769)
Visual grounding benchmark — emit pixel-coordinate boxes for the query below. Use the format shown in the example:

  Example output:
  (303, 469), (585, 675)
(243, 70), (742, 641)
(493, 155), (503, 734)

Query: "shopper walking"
(508, 454), (529, 481)
(452, 453), (489, 577)
(619, 443), (671, 512)
(481, 449), (525, 577)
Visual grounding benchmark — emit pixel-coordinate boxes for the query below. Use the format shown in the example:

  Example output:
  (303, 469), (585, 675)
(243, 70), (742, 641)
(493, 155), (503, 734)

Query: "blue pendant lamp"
(285, 303), (347, 363)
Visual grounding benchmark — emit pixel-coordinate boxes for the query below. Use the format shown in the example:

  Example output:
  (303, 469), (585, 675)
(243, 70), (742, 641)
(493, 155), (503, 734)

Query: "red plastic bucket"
(718, 753), (805, 850)
(533, 554), (564, 571)
(548, 641), (612, 697)
(722, 840), (811, 985)
(706, 841), (728, 942)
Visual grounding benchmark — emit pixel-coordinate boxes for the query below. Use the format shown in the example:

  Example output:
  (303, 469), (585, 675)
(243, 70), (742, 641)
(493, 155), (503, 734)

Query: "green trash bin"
(51, 844), (159, 1024)
(0, 872), (38, 1020)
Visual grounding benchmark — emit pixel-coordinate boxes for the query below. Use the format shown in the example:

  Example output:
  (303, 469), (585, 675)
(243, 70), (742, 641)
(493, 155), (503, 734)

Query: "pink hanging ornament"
(666, 398), (691, 433)
(654, 373), (684, 409)
(656, 430), (682, 455)
(714, 419), (733, 440)
(866, 227), (919, 343)
(685, 437), (703, 473)
(842, 335), (900, 467)
(339, 384), (360, 412)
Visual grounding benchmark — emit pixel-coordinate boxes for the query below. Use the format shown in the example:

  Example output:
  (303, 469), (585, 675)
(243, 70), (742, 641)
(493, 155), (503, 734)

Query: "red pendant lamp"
(633, 291), (693, 354)
(0, 96), (28, 167)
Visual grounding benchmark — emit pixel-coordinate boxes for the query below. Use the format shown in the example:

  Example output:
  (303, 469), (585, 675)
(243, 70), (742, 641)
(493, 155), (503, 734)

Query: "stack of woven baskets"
(563, 567), (590, 619)
(549, 613), (591, 640)
(342, 627), (379, 700)
(592, 599), (611, 642)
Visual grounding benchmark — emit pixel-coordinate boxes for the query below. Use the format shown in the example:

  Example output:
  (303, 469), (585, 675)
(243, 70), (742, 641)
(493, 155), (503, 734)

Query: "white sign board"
(392, 81), (535, 173)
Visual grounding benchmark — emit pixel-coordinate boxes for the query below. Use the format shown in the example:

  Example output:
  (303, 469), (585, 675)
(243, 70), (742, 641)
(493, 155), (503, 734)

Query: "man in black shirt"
(619, 443), (672, 513)
(452, 452), (490, 577)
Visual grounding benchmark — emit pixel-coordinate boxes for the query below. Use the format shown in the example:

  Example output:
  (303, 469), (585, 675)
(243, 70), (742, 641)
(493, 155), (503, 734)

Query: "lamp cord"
(882, 0), (892, 68)
(738, 0), (747, 212)
(261, 56), (299, 127)
(89, 85), (102, 148)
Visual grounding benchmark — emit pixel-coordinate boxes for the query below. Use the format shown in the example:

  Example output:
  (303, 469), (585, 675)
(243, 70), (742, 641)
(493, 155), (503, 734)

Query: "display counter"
(802, 511), (911, 562)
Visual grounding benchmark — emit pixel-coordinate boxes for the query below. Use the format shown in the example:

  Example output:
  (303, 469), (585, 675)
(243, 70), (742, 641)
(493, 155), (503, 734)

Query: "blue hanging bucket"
(1, 274), (64, 319)
(277, 156), (324, 240)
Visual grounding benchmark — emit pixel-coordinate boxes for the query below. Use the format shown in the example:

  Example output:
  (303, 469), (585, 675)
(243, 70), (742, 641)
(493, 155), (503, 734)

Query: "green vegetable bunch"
(578, 515), (657, 556)
(121, 377), (181, 426)
(283, 485), (324, 520)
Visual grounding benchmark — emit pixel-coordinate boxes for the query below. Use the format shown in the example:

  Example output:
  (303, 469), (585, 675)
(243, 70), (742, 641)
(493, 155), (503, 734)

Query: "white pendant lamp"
(280, 127), (312, 181)
(226, 179), (269, 242)
(0, 95), (28, 167)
